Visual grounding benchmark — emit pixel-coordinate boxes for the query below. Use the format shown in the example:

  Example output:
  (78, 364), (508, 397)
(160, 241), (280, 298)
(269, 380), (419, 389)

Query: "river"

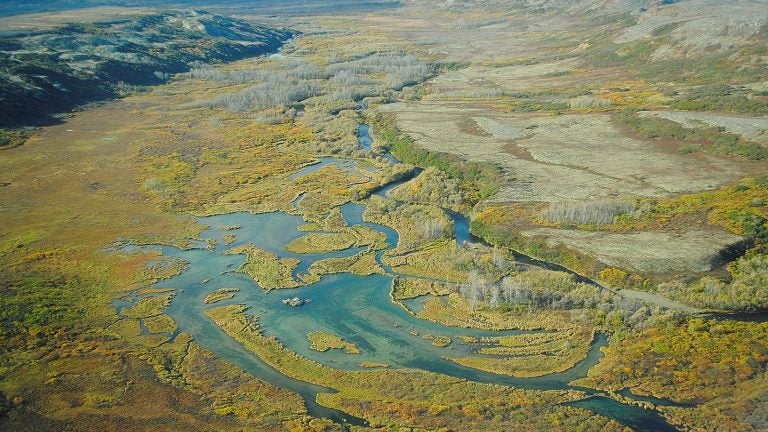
(114, 119), (679, 431)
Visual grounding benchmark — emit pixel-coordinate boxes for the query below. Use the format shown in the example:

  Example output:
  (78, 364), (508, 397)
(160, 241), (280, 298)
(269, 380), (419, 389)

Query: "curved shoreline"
(130, 204), (678, 431)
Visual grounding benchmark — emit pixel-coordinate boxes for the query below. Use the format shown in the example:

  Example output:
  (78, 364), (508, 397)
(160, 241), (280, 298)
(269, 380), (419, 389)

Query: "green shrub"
(677, 143), (701, 154)
(370, 114), (504, 203)
(0, 273), (86, 353)
(0, 128), (28, 149)
(615, 110), (768, 160)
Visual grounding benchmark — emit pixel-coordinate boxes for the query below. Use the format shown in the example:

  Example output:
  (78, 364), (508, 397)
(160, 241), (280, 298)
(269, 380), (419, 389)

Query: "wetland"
(1, 2), (767, 431)
(113, 121), (675, 430)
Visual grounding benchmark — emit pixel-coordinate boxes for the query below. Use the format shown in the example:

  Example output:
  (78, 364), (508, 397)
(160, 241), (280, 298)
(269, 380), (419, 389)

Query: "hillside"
(0, 1), (401, 18)
(0, 9), (290, 127)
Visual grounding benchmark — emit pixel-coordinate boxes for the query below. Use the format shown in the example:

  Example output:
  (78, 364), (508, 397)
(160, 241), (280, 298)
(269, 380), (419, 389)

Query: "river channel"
(116, 120), (678, 431)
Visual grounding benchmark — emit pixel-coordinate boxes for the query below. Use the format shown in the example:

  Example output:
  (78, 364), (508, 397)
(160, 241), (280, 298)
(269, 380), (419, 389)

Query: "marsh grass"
(446, 326), (594, 377)
(203, 288), (239, 305)
(307, 331), (361, 354)
(205, 304), (624, 431)
(226, 245), (301, 290)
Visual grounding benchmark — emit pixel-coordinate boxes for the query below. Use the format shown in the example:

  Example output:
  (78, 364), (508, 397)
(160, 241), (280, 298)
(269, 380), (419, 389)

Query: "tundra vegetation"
(286, 227), (386, 254)
(573, 318), (768, 431)
(308, 251), (384, 278)
(226, 245), (303, 290)
(1, 1), (767, 432)
(368, 1), (768, 430)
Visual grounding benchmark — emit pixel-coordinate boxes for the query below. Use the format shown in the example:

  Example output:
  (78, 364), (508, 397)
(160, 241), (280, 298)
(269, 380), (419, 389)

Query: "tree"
(460, 270), (486, 310)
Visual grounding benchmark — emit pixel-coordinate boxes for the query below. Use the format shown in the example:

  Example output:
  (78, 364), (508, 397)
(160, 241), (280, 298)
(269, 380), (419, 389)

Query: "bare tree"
(417, 217), (446, 241)
(460, 269), (486, 311)
(543, 199), (636, 225)
(491, 247), (507, 271)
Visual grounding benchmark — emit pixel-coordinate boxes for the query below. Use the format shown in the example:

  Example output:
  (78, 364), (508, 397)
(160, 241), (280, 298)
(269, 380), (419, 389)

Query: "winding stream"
(116, 119), (679, 431)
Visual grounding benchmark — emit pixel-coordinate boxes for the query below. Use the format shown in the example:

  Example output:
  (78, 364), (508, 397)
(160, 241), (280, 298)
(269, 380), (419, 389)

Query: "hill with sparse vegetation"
(0, 9), (290, 128)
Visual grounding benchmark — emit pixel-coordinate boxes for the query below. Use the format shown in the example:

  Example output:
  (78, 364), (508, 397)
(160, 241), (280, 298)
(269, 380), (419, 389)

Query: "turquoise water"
(121, 205), (676, 431)
(356, 120), (398, 163)
(446, 209), (473, 245)
(289, 157), (376, 180)
(159, 211), (535, 370)
(569, 397), (676, 432)
(115, 120), (678, 430)
(358, 124), (372, 150)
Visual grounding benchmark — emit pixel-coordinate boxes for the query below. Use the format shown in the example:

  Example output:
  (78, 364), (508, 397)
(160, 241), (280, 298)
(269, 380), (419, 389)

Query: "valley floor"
(1, 2), (767, 431)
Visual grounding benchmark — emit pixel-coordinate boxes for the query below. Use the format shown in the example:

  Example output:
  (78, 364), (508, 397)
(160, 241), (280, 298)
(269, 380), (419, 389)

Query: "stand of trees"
(542, 199), (636, 225)
(180, 50), (434, 115)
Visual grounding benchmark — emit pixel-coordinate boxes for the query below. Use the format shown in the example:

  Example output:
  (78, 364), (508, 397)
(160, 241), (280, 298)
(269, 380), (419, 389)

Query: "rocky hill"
(0, 10), (290, 127)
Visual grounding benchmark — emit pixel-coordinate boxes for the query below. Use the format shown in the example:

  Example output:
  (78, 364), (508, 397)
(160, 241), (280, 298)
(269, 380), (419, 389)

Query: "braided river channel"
(115, 122), (678, 431)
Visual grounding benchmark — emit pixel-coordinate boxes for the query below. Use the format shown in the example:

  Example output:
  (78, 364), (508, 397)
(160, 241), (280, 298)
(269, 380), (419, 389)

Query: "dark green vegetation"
(371, 113), (504, 204)
(670, 84), (768, 114)
(0, 10), (290, 127)
(616, 110), (768, 160)
(0, 128), (28, 149)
